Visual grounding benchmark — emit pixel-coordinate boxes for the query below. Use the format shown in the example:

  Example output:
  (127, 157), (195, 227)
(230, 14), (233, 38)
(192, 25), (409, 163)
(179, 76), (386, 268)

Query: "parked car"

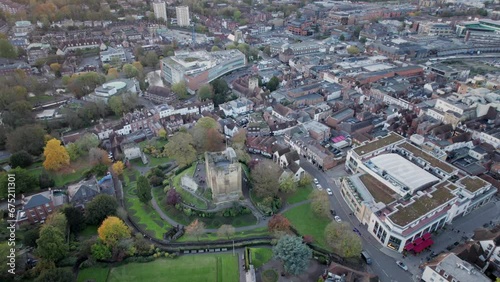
(396, 261), (408, 271)
(330, 209), (336, 216)
(361, 251), (372, 265)
(334, 216), (341, 223)
(313, 178), (319, 184)
(326, 188), (333, 195)
(316, 184), (323, 190)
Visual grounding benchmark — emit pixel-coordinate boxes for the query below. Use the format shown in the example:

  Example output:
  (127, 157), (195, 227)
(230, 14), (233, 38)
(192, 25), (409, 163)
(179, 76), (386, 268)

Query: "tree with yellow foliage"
(112, 161), (124, 176)
(43, 139), (70, 171)
(98, 216), (130, 247)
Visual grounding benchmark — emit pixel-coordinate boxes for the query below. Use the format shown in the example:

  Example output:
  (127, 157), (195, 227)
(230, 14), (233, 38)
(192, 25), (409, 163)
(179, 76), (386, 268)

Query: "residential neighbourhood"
(0, 0), (500, 282)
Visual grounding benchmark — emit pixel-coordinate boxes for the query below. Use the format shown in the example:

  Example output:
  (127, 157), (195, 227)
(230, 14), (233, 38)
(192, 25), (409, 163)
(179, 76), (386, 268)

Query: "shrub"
(10, 150), (33, 168)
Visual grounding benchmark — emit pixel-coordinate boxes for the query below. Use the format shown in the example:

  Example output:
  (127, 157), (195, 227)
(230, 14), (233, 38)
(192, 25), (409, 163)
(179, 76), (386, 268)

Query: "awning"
(413, 238), (434, 253)
(414, 237), (423, 245)
(404, 243), (414, 251)
(422, 232), (431, 240)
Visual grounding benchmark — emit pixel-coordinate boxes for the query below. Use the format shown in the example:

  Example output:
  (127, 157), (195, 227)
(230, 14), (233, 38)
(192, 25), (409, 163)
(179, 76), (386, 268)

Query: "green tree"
(298, 174), (312, 188)
(267, 76), (280, 92)
(45, 212), (67, 234)
(10, 150), (33, 168)
(0, 39), (17, 58)
(164, 132), (196, 168)
(143, 51), (159, 67)
(0, 167), (39, 198)
(233, 10), (242, 21)
(35, 267), (74, 282)
(85, 194), (118, 225)
(36, 225), (68, 262)
(137, 175), (152, 203)
(75, 133), (100, 153)
(210, 78), (231, 106)
(171, 81), (188, 99)
(63, 206), (86, 234)
(191, 116), (222, 152)
(6, 124), (46, 155)
(347, 46), (360, 55)
(123, 63), (139, 78)
(2, 100), (34, 128)
(211, 46), (221, 52)
(22, 227), (40, 248)
(91, 241), (112, 260)
(310, 190), (329, 218)
(279, 175), (297, 194)
(273, 235), (312, 275)
(263, 45), (271, 56)
(324, 222), (362, 258)
(197, 84), (213, 101)
(251, 159), (282, 198)
(67, 72), (106, 98)
(339, 34), (345, 41)
(66, 143), (81, 161)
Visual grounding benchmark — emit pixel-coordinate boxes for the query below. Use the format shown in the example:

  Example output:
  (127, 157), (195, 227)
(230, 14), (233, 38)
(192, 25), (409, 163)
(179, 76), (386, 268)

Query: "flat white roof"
(370, 153), (439, 194)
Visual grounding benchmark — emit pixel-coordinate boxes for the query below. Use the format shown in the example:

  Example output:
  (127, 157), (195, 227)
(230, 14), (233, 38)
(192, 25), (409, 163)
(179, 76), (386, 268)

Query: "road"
(300, 159), (413, 282)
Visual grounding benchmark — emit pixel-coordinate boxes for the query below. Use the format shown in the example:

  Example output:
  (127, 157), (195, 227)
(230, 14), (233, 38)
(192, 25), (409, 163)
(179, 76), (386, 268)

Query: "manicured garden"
(249, 247), (273, 268)
(283, 203), (331, 250)
(124, 169), (171, 239)
(103, 254), (239, 282)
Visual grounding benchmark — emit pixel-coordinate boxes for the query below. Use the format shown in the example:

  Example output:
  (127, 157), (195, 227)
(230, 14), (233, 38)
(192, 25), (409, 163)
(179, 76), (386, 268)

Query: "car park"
(396, 261), (408, 271)
(334, 216), (341, 223)
(326, 188), (333, 195)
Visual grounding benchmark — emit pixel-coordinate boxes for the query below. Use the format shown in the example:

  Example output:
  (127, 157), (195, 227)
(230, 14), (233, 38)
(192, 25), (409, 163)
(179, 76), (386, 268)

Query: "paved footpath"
(150, 187), (311, 233)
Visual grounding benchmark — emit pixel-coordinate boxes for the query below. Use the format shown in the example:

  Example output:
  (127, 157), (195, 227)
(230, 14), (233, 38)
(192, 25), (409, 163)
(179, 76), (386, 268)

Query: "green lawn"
(28, 94), (58, 105)
(283, 203), (331, 250)
(124, 169), (171, 239)
(79, 225), (98, 240)
(286, 185), (313, 204)
(176, 226), (269, 242)
(153, 187), (257, 230)
(250, 248), (273, 268)
(77, 266), (110, 282)
(107, 254), (239, 282)
(25, 160), (91, 187)
(171, 164), (208, 209)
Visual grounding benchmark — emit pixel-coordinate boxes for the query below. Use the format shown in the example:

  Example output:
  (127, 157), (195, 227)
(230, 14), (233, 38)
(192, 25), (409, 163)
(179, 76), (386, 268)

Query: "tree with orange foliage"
(268, 214), (291, 234)
(185, 219), (206, 241)
(112, 161), (124, 176)
(98, 216), (130, 247)
(43, 139), (70, 171)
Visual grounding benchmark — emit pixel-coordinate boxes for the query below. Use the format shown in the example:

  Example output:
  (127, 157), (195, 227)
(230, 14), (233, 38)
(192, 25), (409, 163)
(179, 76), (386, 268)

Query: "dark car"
(330, 209), (336, 216)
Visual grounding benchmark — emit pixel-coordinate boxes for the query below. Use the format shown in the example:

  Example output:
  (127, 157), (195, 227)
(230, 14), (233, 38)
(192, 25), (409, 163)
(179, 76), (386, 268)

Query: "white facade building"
(152, 0), (167, 22)
(176, 6), (190, 27)
(422, 253), (490, 282)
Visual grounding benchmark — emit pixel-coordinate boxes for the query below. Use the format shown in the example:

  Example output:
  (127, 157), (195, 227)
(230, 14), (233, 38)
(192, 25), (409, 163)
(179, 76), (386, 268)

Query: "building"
(100, 47), (126, 64)
(152, 0), (167, 22)
(205, 148), (242, 204)
(56, 38), (105, 55)
(161, 50), (246, 93)
(13, 21), (32, 37)
(26, 43), (50, 65)
(176, 6), (190, 27)
(0, 0), (26, 14)
(16, 190), (66, 225)
(67, 178), (100, 208)
(422, 253), (490, 282)
(342, 132), (496, 253)
(219, 97), (254, 117)
(86, 78), (138, 103)
(144, 86), (173, 104)
(0, 58), (31, 76)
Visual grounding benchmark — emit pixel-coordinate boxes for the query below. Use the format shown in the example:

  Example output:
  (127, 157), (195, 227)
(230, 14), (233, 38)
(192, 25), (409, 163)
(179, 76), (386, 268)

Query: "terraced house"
(342, 132), (495, 253)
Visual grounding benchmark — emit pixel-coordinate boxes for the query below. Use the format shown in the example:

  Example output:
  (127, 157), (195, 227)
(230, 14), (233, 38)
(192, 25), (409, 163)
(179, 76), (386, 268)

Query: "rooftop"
(359, 174), (396, 205)
(353, 132), (404, 156)
(458, 176), (489, 193)
(398, 142), (455, 174)
(427, 253), (490, 282)
(389, 186), (455, 227)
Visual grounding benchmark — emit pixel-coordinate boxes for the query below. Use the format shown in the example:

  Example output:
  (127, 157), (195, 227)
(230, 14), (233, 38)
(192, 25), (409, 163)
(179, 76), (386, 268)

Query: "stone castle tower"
(205, 147), (242, 204)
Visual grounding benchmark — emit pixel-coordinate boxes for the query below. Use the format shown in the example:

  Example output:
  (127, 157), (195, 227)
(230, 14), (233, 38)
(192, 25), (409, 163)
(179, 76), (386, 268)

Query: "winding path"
(150, 189), (311, 233)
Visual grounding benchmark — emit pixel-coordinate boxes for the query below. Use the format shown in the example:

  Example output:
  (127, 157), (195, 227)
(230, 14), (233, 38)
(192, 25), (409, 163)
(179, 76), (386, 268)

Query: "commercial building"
(86, 78), (138, 103)
(161, 50), (246, 93)
(422, 253), (490, 282)
(99, 47), (126, 64)
(152, 0), (167, 22)
(176, 6), (190, 27)
(342, 132), (495, 253)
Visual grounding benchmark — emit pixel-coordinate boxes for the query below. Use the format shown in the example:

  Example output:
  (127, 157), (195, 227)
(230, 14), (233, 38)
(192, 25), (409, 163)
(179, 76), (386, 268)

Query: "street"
(301, 158), (500, 281)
